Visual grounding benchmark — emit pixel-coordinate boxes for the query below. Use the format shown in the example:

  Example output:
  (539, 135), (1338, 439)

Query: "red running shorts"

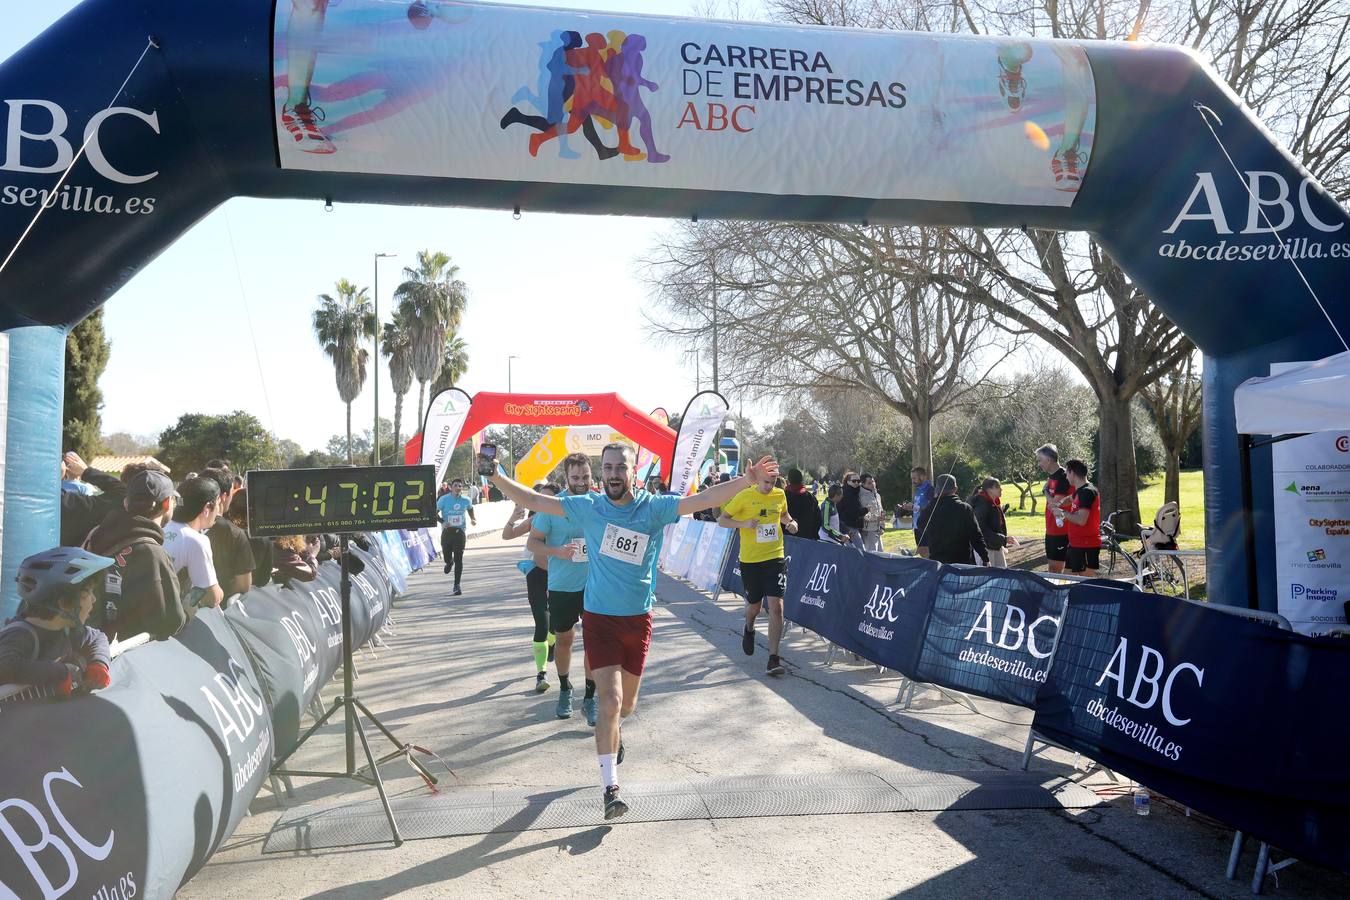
(582, 610), (654, 676)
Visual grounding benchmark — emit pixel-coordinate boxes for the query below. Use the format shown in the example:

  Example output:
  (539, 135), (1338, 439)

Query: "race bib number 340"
(600, 524), (649, 565)
(756, 523), (780, 543)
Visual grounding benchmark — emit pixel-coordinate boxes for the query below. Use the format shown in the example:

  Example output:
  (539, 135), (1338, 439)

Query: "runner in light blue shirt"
(526, 452), (596, 722)
(487, 441), (778, 822)
(435, 480), (475, 594)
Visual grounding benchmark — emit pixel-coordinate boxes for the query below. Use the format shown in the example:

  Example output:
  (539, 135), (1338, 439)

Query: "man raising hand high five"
(485, 443), (780, 820)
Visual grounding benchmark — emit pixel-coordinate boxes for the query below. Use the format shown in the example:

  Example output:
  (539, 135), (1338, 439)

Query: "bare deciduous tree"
(644, 220), (1008, 476)
(1139, 352), (1203, 505)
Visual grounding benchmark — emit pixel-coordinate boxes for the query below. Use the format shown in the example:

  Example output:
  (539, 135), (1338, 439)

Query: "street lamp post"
(373, 252), (396, 465)
(685, 348), (701, 392)
(508, 355), (520, 478)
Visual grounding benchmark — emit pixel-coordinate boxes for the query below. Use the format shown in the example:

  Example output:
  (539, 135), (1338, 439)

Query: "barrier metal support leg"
(1227, 831), (1245, 880)
(1020, 729), (1036, 771)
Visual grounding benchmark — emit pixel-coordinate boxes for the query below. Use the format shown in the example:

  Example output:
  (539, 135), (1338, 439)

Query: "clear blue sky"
(5, 1), (765, 452)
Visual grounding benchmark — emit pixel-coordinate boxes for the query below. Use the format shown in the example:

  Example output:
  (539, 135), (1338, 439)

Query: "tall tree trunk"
(909, 414), (933, 485)
(393, 392), (404, 463)
(1096, 392), (1140, 536)
(345, 402), (353, 463)
(1164, 451), (1181, 507)
(417, 381), (426, 433)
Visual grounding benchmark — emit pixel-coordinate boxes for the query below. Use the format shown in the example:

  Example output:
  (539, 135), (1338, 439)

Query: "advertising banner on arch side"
(1269, 362), (1350, 635)
(272, 2), (1096, 207)
(685, 523), (732, 593)
(911, 566), (1068, 708)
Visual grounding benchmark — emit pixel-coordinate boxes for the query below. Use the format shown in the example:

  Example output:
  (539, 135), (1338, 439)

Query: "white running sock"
(598, 753), (617, 789)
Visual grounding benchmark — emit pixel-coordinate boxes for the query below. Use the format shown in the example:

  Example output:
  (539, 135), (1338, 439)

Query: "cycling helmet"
(15, 547), (115, 618)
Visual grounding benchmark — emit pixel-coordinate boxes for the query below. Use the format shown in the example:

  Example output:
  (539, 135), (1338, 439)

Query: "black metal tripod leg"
(352, 709), (403, 847)
(270, 696), (345, 773)
(351, 698), (439, 786)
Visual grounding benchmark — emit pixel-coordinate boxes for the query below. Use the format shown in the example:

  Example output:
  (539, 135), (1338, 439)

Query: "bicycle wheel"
(1106, 540), (1139, 580)
(1146, 554), (1189, 598)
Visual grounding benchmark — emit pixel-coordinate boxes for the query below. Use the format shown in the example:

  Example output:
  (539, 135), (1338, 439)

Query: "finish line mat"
(263, 770), (1100, 852)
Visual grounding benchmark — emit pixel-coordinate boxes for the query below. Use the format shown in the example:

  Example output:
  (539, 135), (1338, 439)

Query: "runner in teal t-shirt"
(526, 452), (596, 722)
(435, 479), (476, 594)
(486, 441), (779, 822)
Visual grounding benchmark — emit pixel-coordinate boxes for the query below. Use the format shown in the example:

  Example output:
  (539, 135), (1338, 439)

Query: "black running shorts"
(549, 590), (584, 634)
(1044, 534), (1069, 562)
(1066, 546), (1100, 573)
(740, 557), (787, 604)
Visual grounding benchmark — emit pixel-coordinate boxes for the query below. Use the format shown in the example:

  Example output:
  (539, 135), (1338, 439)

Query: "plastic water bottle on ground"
(1133, 789), (1150, 816)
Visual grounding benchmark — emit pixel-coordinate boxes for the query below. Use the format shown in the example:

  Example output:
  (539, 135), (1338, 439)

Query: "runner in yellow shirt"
(719, 471), (798, 676)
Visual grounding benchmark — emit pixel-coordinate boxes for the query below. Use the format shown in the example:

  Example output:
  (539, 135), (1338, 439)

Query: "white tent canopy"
(1234, 351), (1350, 435)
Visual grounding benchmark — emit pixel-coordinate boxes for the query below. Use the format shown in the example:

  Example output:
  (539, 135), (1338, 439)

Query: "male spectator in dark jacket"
(59, 451), (127, 546)
(784, 468), (822, 542)
(84, 467), (186, 641)
(917, 474), (989, 565)
(202, 467), (255, 602)
(969, 477), (1018, 568)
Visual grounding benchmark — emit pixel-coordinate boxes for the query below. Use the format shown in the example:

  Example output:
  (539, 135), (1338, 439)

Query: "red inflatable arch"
(405, 392), (677, 482)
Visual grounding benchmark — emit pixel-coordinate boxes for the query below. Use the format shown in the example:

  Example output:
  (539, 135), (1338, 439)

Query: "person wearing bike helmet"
(0, 547), (114, 695)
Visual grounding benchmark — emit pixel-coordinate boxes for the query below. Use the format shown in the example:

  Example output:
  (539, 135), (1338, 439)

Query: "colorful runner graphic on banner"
(670, 391), (729, 496)
(420, 387), (474, 485)
(272, 2), (1097, 205)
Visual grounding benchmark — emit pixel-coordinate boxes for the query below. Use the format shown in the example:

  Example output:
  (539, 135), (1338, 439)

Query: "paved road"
(180, 533), (1348, 898)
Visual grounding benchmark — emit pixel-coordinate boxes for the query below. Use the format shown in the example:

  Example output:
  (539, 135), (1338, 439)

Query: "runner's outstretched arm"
(487, 470), (565, 517)
(677, 456), (778, 517)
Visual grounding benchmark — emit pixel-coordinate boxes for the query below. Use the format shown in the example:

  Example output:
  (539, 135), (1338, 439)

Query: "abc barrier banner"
(0, 540), (407, 897)
(1032, 584), (1350, 870)
(1270, 409), (1350, 635)
(272, 1), (1096, 208)
(912, 566), (1068, 707)
(685, 523), (731, 593)
(719, 531), (745, 598)
(0, 611), (273, 899)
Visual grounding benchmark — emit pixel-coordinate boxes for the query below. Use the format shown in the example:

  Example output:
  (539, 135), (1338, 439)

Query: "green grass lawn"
(880, 469), (1207, 554)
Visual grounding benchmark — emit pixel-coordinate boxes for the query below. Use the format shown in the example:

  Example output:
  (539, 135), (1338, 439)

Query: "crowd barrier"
(0, 528), (438, 898)
(657, 518), (733, 594)
(715, 534), (1350, 875)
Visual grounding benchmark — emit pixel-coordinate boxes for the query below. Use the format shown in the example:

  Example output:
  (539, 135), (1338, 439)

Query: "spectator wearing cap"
(59, 450), (128, 547)
(0, 548), (113, 695)
(84, 466), (186, 640)
(201, 467), (255, 602)
(916, 474), (989, 566)
(165, 476), (223, 610)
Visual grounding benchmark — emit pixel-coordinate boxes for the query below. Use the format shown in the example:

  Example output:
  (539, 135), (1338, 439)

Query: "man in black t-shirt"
(202, 467), (255, 602)
(1037, 444), (1074, 574)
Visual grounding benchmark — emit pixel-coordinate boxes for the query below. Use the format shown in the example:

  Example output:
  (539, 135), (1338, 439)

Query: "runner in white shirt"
(164, 476), (223, 610)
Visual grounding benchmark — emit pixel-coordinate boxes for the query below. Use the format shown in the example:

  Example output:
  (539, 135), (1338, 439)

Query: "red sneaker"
(281, 103), (335, 155)
(1051, 148), (1086, 192)
(998, 61), (1027, 111)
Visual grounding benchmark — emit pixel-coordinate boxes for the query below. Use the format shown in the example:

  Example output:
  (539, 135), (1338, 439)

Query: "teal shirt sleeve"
(650, 494), (681, 529)
(561, 493), (594, 526)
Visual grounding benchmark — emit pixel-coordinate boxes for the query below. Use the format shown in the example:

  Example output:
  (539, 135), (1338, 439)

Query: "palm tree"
(382, 310), (415, 456)
(428, 331), (470, 398)
(394, 249), (467, 425)
(312, 278), (376, 462)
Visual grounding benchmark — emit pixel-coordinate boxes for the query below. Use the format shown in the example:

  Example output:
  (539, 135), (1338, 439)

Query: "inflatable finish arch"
(1, 0), (1347, 616)
(404, 391), (677, 481)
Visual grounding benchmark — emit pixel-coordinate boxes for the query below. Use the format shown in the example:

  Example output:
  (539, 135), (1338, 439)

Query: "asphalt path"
(180, 532), (1350, 898)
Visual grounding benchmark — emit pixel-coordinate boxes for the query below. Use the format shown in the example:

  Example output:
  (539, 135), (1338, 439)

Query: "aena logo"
(3, 99), (160, 185)
(1164, 171), (1342, 235)
(962, 600), (1059, 659)
(862, 583), (904, 623)
(1094, 637), (1204, 727)
(0, 767), (118, 899)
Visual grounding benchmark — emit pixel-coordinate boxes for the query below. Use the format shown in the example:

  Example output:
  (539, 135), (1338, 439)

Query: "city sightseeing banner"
(273, 1), (1097, 207)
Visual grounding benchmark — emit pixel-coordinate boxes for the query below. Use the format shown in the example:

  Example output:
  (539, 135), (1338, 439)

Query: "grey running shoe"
(617, 739), (625, 765)
(604, 786), (628, 820)
(583, 695), (598, 727)
(555, 686), (574, 718)
(767, 654), (786, 676)
(535, 671), (549, 694)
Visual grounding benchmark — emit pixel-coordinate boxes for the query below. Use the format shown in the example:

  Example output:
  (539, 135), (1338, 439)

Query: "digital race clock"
(245, 465), (438, 537)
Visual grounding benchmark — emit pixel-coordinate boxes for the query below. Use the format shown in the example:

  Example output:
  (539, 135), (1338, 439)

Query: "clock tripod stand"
(269, 534), (438, 846)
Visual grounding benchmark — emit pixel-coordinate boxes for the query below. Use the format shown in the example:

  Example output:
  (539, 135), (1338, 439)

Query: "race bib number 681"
(600, 524), (649, 565)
